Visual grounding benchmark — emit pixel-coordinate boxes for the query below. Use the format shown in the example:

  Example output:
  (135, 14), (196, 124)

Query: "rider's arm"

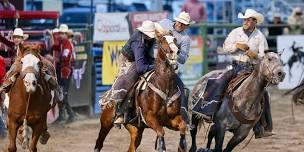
(177, 36), (190, 64)
(258, 34), (269, 58)
(223, 29), (238, 53)
(0, 34), (15, 50)
(132, 41), (155, 74)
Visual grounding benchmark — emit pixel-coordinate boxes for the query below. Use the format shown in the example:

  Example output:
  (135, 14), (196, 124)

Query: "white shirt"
(223, 27), (268, 62)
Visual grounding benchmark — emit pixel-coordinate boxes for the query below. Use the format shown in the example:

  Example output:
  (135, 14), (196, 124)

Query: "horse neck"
(233, 65), (267, 109)
(154, 50), (175, 90)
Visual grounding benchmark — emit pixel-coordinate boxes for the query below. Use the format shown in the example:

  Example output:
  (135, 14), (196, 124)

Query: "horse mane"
(21, 44), (41, 57)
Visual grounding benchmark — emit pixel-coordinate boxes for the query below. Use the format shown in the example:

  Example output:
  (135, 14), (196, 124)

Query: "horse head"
(20, 45), (42, 93)
(259, 52), (285, 85)
(155, 30), (179, 70)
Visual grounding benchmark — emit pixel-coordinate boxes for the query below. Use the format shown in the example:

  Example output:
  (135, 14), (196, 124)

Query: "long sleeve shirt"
(0, 34), (17, 57)
(158, 19), (191, 64)
(223, 27), (268, 62)
(131, 38), (155, 74)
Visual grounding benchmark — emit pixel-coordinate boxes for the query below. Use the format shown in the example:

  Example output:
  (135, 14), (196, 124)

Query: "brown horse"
(6, 45), (53, 152)
(94, 31), (188, 152)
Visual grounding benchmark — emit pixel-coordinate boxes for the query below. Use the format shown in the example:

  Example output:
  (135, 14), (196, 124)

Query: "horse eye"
(268, 58), (272, 62)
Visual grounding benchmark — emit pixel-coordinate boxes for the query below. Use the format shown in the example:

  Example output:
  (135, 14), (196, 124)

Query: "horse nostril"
(32, 81), (37, 86)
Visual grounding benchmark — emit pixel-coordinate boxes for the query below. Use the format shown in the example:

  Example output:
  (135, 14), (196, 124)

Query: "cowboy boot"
(65, 96), (76, 124)
(114, 101), (124, 127)
(0, 76), (16, 93)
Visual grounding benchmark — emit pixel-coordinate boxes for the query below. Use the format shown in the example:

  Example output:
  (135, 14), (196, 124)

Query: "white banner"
(277, 35), (304, 89)
(93, 13), (130, 41)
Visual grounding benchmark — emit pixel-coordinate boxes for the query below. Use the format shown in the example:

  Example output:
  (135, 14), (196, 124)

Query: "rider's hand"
(246, 50), (258, 59)
(236, 43), (249, 51)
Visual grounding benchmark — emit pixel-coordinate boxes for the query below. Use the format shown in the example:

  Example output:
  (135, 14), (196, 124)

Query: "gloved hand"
(246, 50), (258, 59)
(236, 43), (250, 51)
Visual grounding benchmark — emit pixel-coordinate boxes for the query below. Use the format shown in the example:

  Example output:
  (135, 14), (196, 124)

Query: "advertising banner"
(102, 41), (126, 85)
(128, 11), (168, 32)
(277, 35), (304, 89)
(180, 36), (204, 87)
(93, 13), (130, 41)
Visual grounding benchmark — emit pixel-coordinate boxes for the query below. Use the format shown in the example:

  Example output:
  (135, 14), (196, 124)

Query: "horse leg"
(189, 115), (199, 152)
(206, 124), (216, 149)
(213, 122), (225, 152)
(6, 117), (18, 152)
(168, 115), (187, 152)
(94, 108), (114, 152)
(125, 124), (144, 152)
(223, 127), (250, 152)
(145, 114), (166, 152)
(30, 120), (45, 152)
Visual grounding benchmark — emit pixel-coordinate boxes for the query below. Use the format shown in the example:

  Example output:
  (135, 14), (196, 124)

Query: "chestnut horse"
(94, 31), (188, 152)
(6, 45), (53, 152)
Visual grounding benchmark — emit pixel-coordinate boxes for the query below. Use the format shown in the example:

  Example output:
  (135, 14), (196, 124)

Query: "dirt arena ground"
(0, 88), (304, 152)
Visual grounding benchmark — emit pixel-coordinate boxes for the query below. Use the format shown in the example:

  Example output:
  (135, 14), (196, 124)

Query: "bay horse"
(189, 52), (285, 152)
(94, 31), (188, 152)
(6, 45), (54, 152)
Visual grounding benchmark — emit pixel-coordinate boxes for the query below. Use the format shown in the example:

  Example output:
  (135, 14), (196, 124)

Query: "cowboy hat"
(174, 11), (195, 25)
(59, 24), (69, 33)
(13, 28), (28, 40)
(137, 20), (156, 38)
(238, 9), (264, 25)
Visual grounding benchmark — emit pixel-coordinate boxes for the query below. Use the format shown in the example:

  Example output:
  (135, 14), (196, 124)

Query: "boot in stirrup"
(114, 102), (124, 128)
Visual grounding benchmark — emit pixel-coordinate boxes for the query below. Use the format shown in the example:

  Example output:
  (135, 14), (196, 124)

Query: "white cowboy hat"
(238, 9), (264, 25)
(174, 11), (195, 25)
(59, 24), (69, 33)
(13, 28), (28, 40)
(137, 20), (156, 38)
(52, 28), (59, 33)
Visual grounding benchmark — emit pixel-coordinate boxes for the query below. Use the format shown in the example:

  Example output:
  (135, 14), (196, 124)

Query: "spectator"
(55, 24), (76, 124)
(267, 13), (285, 48)
(0, 55), (6, 139)
(0, 0), (15, 11)
(287, 7), (304, 34)
(181, 0), (205, 35)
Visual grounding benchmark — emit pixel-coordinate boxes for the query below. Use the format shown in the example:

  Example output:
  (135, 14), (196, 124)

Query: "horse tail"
(283, 84), (304, 96)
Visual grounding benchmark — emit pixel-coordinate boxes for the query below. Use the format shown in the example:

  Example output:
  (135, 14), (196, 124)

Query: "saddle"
(226, 71), (251, 96)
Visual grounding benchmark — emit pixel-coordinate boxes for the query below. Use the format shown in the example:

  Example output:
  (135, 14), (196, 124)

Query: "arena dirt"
(0, 88), (304, 152)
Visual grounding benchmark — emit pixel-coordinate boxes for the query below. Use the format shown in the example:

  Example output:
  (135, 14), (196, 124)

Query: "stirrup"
(114, 116), (124, 129)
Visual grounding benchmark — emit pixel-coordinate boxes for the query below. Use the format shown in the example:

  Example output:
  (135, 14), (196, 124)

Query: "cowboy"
(193, 9), (273, 138)
(101, 20), (156, 125)
(155, 11), (195, 124)
(54, 24), (76, 124)
(0, 28), (61, 101)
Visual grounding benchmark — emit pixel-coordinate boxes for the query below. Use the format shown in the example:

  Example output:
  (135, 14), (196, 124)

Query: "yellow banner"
(186, 36), (204, 64)
(102, 41), (126, 85)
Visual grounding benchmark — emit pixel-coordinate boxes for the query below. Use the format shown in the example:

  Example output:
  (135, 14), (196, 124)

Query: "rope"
(240, 131), (254, 151)
(22, 93), (31, 152)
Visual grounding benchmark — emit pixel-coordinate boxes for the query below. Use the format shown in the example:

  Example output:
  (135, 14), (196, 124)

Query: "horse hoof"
(178, 146), (187, 152)
(94, 148), (100, 152)
(197, 148), (212, 152)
